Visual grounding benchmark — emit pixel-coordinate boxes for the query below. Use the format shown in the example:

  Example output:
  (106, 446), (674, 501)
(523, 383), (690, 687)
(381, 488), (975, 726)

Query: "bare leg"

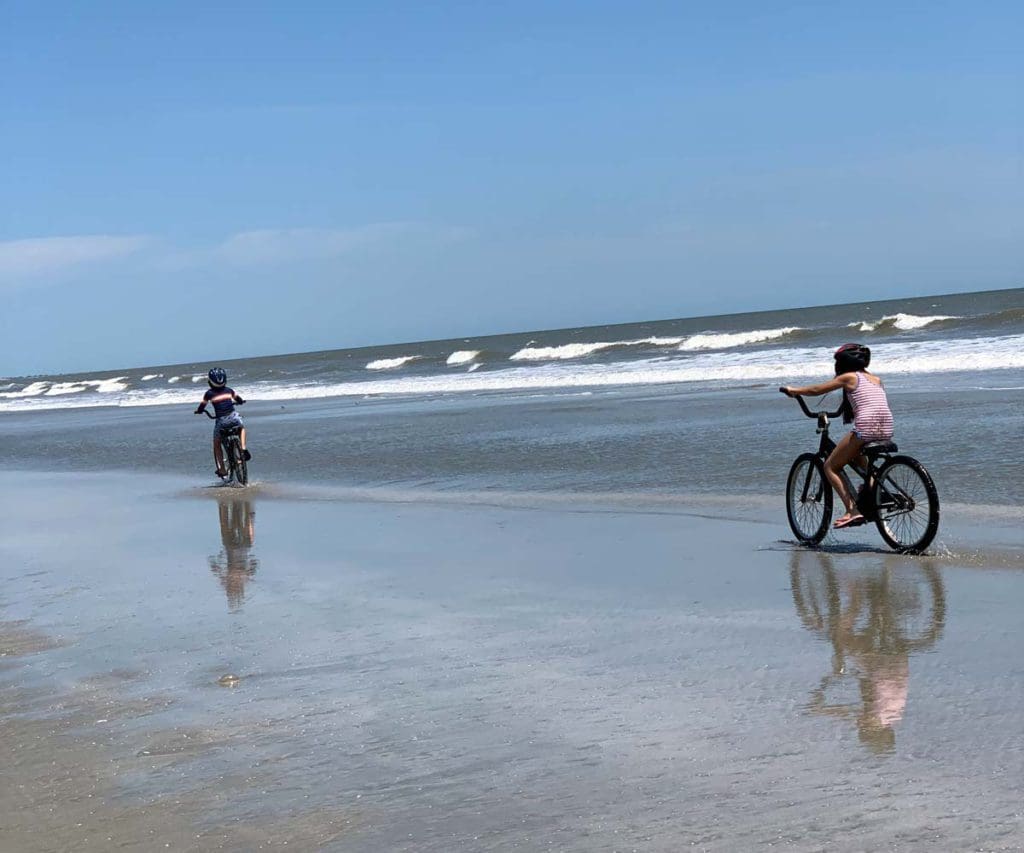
(213, 435), (225, 473)
(825, 432), (866, 519)
(240, 427), (247, 451)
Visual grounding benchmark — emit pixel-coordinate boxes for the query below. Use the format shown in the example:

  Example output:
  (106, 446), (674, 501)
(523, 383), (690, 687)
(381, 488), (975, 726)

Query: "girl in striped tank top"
(782, 344), (894, 529)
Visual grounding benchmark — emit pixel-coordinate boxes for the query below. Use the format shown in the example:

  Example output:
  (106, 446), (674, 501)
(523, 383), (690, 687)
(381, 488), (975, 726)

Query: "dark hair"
(834, 344), (871, 423)
(834, 343), (871, 376)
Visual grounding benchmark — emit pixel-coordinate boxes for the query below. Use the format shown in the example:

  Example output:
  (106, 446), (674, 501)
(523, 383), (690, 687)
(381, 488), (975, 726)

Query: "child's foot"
(833, 512), (865, 529)
(243, 449), (252, 461)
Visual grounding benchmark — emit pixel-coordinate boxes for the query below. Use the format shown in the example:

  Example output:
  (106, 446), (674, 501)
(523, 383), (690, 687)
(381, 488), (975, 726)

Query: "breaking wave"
(366, 356), (423, 371)
(0, 377), (129, 400)
(678, 327), (801, 351)
(446, 350), (481, 366)
(510, 337), (684, 361)
(850, 313), (959, 333)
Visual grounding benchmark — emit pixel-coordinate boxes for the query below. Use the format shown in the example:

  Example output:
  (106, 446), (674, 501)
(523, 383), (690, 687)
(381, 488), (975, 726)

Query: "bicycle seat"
(863, 441), (898, 457)
(220, 425), (243, 437)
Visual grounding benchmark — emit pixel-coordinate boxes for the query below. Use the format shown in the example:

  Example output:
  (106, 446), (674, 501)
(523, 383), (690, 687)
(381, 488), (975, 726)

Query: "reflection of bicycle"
(781, 392), (939, 553)
(790, 549), (946, 753)
(202, 409), (249, 486)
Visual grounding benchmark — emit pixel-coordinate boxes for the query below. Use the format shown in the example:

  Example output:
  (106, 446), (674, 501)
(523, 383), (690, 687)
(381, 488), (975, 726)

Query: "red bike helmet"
(834, 343), (871, 375)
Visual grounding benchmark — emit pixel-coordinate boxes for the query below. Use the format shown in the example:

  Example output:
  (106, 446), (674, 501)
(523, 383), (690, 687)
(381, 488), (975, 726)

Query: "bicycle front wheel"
(786, 453), (832, 545)
(873, 455), (939, 554)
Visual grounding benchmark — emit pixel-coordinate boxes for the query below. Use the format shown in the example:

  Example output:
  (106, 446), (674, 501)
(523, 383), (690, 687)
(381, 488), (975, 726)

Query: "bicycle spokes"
(873, 459), (939, 553)
(787, 456), (832, 545)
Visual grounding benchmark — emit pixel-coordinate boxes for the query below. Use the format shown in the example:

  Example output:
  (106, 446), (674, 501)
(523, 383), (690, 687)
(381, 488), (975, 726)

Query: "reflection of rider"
(790, 550), (945, 753)
(209, 499), (258, 610)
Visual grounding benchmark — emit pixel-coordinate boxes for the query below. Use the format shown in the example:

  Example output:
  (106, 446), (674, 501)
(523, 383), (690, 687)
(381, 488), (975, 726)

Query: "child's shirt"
(203, 387), (239, 418)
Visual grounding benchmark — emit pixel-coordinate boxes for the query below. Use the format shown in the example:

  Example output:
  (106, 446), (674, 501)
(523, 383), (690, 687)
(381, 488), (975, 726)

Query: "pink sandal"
(834, 513), (865, 529)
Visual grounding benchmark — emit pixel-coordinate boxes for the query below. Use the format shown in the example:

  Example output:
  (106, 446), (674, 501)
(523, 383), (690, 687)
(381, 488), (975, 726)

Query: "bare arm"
(781, 374), (856, 397)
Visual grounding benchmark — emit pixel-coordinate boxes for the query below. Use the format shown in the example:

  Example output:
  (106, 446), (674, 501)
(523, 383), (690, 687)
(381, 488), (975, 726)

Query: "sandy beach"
(2, 469), (1021, 851)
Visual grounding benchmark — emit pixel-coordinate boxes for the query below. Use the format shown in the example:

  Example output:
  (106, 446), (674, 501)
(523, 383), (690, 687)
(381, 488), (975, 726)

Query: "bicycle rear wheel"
(873, 455), (939, 554)
(223, 439), (239, 484)
(225, 437), (247, 486)
(234, 443), (248, 486)
(786, 453), (832, 545)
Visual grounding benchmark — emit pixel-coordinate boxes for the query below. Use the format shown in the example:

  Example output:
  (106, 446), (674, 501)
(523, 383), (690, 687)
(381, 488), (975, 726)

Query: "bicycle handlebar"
(779, 387), (843, 419)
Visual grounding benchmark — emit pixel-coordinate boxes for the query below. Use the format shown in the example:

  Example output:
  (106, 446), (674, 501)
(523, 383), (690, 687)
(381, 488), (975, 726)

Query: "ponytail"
(840, 390), (855, 424)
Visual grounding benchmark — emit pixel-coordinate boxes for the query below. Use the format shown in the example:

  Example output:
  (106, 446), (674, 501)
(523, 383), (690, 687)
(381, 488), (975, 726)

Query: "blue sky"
(2, 1), (1021, 375)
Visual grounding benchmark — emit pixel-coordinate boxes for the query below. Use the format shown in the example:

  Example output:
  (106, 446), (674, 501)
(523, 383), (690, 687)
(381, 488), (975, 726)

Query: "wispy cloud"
(0, 222), (473, 285)
(214, 223), (471, 266)
(0, 235), (152, 280)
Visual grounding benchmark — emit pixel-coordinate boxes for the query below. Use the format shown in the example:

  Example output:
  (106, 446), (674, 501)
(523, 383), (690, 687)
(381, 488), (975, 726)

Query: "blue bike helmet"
(208, 367), (228, 387)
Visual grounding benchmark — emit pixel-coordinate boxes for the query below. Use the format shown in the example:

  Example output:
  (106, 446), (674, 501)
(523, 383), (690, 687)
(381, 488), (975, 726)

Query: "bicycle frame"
(204, 409), (246, 484)
(787, 393), (894, 522)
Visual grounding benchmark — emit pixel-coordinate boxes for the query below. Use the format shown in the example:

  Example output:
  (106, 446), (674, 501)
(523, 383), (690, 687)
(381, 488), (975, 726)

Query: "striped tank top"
(850, 372), (893, 441)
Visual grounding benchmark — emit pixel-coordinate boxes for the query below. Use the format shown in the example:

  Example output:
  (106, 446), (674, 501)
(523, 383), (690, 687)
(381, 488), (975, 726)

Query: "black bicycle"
(203, 409), (249, 486)
(781, 390), (939, 553)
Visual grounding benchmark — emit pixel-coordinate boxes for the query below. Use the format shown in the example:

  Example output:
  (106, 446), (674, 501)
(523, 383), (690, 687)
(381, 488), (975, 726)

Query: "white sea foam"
(0, 381), (50, 398)
(0, 376), (128, 400)
(191, 374), (205, 382)
(366, 356), (423, 370)
(3, 334), (1022, 412)
(45, 382), (89, 396)
(851, 313), (959, 332)
(168, 376), (181, 383)
(510, 337), (684, 361)
(678, 327), (800, 351)
(446, 350), (480, 366)
(95, 377), (129, 393)
(141, 374), (162, 381)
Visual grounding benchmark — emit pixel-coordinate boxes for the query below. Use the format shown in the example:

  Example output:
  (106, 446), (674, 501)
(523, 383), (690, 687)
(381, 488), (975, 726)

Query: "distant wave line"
(3, 335), (1022, 412)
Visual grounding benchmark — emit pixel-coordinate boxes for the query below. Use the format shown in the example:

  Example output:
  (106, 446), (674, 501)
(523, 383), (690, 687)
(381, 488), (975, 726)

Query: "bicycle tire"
(873, 455), (939, 554)
(786, 453), (832, 545)
(223, 438), (238, 484)
(234, 440), (248, 486)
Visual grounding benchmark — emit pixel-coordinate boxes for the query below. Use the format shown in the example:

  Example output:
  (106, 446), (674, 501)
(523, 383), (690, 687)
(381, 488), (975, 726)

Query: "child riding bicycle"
(781, 344), (894, 529)
(194, 367), (251, 478)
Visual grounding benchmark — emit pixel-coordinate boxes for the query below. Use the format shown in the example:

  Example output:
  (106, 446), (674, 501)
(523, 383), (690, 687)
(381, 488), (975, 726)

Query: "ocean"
(2, 286), (1022, 509)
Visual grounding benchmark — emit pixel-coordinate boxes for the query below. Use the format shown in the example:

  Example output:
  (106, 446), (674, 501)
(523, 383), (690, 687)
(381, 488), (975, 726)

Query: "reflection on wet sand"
(209, 498), (258, 610)
(790, 550), (946, 753)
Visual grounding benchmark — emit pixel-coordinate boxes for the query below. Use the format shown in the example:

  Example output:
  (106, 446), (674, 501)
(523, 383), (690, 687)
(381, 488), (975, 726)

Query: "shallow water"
(2, 472), (1022, 850)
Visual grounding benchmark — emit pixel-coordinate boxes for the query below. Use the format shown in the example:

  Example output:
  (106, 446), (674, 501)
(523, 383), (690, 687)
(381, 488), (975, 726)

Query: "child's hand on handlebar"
(194, 406), (205, 415)
(779, 386), (796, 397)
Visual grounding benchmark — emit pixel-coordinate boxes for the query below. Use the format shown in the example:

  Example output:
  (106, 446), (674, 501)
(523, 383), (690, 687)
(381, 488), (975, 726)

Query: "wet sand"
(1, 471), (1022, 851)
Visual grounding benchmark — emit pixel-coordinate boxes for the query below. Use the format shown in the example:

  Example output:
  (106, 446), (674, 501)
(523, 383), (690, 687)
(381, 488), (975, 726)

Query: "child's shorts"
(214, 412), (244, 437)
